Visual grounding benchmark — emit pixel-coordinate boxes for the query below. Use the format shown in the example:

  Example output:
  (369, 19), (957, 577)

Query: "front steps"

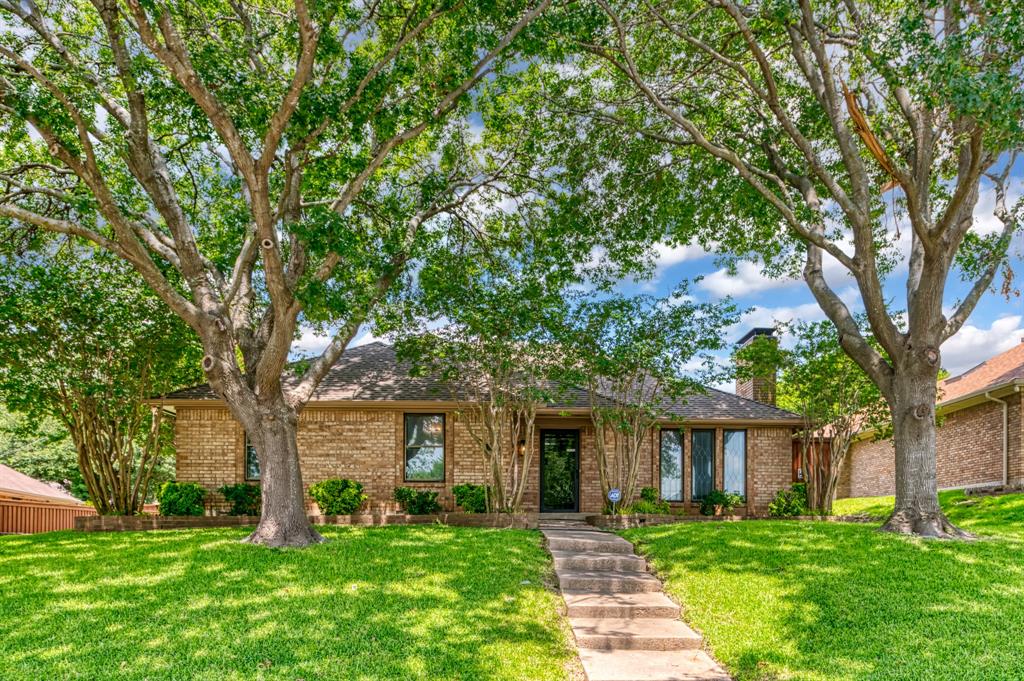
(542, 523), (730, 681)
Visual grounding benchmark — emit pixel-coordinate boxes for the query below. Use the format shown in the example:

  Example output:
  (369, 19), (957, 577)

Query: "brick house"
(165, 340), (800, 516)
(839, 340), (1024, 498)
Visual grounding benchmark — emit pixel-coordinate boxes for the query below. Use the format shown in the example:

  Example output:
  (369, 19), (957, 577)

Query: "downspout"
(985, 391), (1009, 487)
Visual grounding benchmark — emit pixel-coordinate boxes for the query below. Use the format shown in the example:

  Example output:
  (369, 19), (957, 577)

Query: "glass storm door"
(540, 430), (579, 512)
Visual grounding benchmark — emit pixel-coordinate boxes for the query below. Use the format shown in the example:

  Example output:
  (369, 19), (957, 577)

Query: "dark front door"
(540, 429), (580, 512)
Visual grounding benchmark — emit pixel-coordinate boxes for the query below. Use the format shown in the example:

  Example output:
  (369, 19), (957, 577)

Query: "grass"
(833, 489), (1024, 537)
(623, 491), (1024, 681)
(0, 525), (576, 681)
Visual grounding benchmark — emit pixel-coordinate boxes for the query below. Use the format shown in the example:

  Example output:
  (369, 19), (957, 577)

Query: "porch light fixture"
(517, 439), (526, 456)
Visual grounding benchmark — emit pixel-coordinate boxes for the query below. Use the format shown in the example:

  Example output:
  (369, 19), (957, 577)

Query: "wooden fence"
(0, 498), (97, 534)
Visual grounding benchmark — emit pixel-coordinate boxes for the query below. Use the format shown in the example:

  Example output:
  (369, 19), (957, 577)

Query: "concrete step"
(578, 648), (731, 681)
(545, 533), (636, 555)
(559, 570), (662, 593)
(562, 591), (681, 619)
(571, 618), (702, 651)
(552, 550), (648, 572)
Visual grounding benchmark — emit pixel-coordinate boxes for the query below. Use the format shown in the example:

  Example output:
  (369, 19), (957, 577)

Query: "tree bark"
(238, 397), (323, 548)
(881, 355), (971, 539)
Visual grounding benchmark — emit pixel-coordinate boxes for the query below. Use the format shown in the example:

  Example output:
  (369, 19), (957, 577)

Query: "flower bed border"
(586, 513), (878, 529)
(75, 512), (537, 532)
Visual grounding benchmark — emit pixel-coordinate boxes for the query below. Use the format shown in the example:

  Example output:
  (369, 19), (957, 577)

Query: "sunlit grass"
(624, 491), (1024, 681)
(0, 526), (576, 681)
(833, 489), (1024, 538)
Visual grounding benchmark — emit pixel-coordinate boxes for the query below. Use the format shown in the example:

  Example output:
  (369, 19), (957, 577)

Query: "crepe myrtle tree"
(0, 0), (553, 546)
(736, 320), (889, 514)
(391, 213), (582, 512)
(556, 288), (738, 508)
(0, 247), (201, 514)
(561, 0), (1023, 536)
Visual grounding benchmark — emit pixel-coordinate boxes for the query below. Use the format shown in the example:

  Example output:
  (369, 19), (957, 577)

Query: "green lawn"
(833, 489), (1024, 537)
(623, 491), (1024, 681)
(0, 526), (577, 681)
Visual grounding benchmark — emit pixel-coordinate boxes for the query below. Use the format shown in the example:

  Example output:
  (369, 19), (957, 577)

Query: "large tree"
(0, 0), (551, 545)
(0, 248), (199, 514)
(552, 0), (1023, 536)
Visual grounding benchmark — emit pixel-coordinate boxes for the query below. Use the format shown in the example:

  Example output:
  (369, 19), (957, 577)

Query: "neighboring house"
(839, 340), (1024, 498)
(165, 338), (801, 516)
(0, 463), (96, 534)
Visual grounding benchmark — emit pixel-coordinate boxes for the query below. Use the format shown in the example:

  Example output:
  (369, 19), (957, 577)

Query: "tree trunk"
(881, 357), (971, 539)
(240, 399), (323, 548)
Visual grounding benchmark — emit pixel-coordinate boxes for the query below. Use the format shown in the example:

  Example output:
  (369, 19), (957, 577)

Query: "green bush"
(309, 479), (367, 515)
(218, 483), (261, 516)
(624, 498), (671, 515)
(452, 483), (489, 513)
(158, 482), (207, 516)
(699, 489), (745, 516)
(768, 483), (808, 517)
(639, 487), (660, 503)
(394, 487), (441, 515)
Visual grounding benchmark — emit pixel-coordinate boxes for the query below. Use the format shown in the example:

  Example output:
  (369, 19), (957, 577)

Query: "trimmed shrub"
(624, 498), (671, 515)
(394, 487), (441, 515)
(309, 479), (367, 515)
(699, 489), (744, 516)
(158, 482), (207, 516)
(218, 483), (261, 516)
(639, 487), (660, 503)
(768, 483), (808, 517)
(452, 483), (489, 513)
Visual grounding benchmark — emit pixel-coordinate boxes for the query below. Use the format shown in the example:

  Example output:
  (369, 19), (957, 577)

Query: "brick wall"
(838, 392), (1023, 498)
(174, 406), (794, 515)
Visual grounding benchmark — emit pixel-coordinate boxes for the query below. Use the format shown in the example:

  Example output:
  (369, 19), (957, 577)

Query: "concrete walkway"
(542, 523), (730, 681)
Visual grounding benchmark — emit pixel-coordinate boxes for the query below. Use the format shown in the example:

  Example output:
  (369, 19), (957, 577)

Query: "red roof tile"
(0, 463), (84, 505)
(939, 340), (1024, 403)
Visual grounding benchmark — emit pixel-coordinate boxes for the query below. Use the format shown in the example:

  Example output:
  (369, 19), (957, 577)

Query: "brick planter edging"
(586, 513), (746, 529)
(75, 512), (538, 532)
(585, 513), (881, 529)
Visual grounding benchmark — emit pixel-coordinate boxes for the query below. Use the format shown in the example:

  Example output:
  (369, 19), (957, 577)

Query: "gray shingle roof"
(164, 342), (799, 421)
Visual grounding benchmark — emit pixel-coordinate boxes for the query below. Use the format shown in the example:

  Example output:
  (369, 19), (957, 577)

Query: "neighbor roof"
(939, 339), (1024, 404)
(0, 463), (84, 505)
(163, 342), (799, 422)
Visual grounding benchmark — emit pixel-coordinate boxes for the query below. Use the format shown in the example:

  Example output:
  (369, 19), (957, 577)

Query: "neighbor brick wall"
(175, 406), (793, 515)
(838, 392), (1023, 498)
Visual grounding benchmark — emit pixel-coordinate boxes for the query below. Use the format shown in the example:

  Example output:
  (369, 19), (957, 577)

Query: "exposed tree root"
(242, 522), (325, 548)
(880, 508), (974, 540)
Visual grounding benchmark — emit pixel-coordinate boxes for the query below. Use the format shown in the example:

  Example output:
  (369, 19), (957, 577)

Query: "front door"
(540, 429), (580, 512)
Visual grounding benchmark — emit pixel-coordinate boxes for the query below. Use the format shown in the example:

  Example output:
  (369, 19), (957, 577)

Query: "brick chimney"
(735, 327), (777, 405)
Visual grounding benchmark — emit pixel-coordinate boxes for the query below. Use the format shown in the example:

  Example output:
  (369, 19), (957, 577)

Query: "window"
(724, 430), (746, 497)
(659, 430), (683, 502)
(404, 414), (445, 481)
(244, 436), (260, 481)
(691, 429), (714, 501)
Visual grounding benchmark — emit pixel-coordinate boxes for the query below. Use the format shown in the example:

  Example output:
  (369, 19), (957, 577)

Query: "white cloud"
(653, 242), (706, 270)
(698, 261), (793, 298)
(289, 324), (384, 359)
(940, 314), (1024, 376)
(351, 327), (383, 347)
(727, 286), (862, 345)
(291, 326), (332, 357)
(697, 250), (855, 299)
